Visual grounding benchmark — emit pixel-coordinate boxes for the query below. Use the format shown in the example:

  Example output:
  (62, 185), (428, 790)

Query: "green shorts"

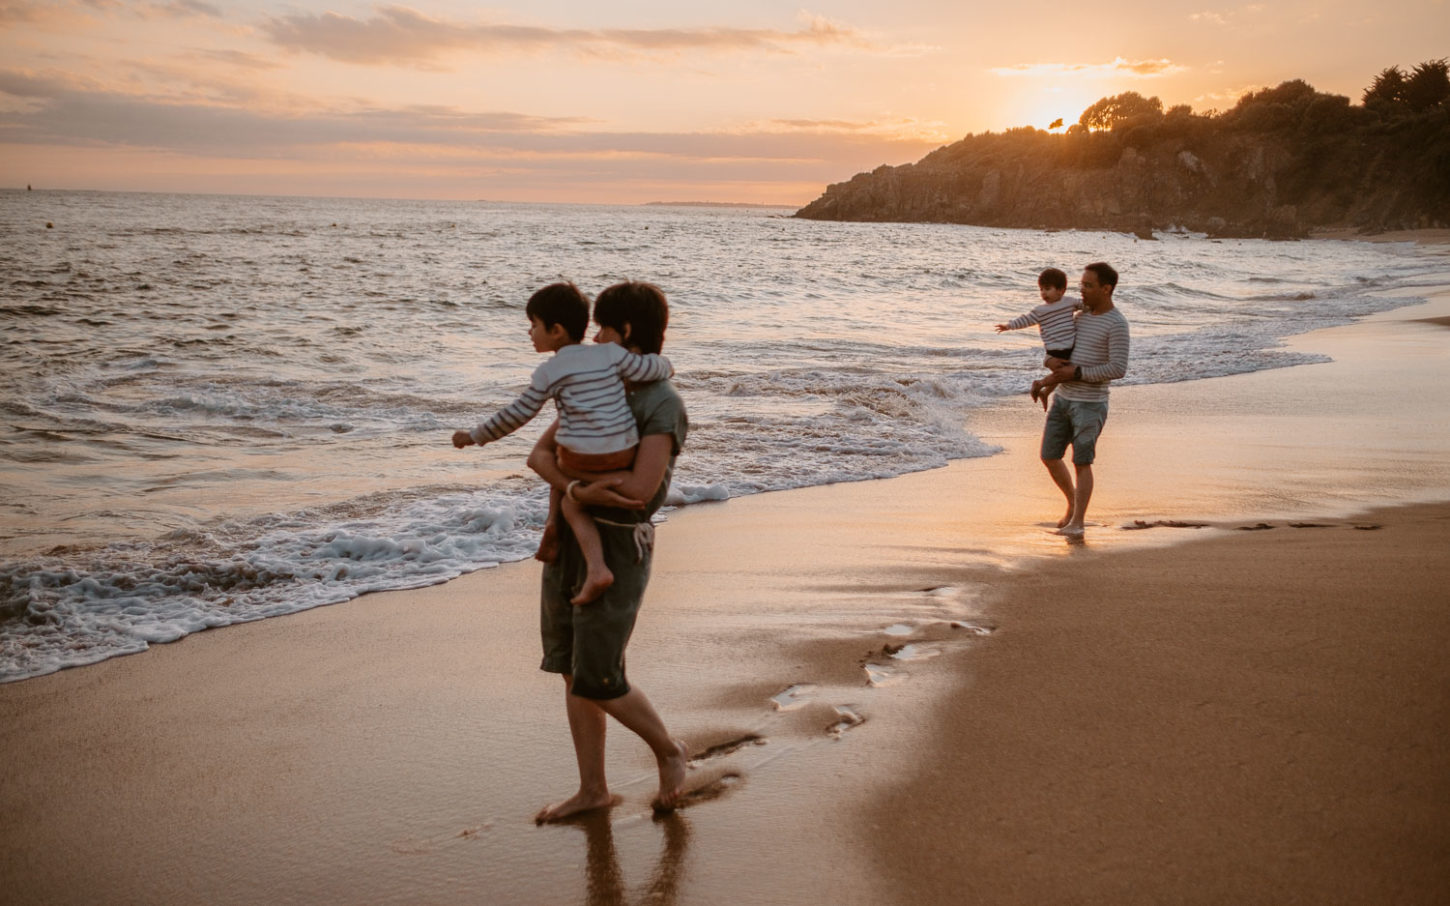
(1041, 396), (1110, 466)
(539, 516), (654, 700)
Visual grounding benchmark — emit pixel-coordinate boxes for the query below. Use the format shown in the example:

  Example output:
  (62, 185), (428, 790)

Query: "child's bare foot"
(571, 567), (614, 605)
(534, 790), (621, 824)
(534, 521), (559, 563)
(651, 740), (690, 812)
(1030, 380), (1043, 403)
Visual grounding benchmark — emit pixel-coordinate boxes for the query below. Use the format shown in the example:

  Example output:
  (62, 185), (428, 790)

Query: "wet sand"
(2, 260), (1449, 904)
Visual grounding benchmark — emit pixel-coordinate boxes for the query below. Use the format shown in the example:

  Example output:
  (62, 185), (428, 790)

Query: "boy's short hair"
(593, 281), (669, 356)
(525, 282), (589, 342)
(1084, 261), (1119, 290)
(1037, 268), (1068, 291)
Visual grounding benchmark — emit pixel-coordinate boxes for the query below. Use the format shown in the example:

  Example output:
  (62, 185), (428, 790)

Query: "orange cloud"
(991, 57), (1187, 78)
(259, 6), (877, 66)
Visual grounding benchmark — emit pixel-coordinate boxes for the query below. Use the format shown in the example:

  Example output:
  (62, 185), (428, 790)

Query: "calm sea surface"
(0, 190), (1439, 681)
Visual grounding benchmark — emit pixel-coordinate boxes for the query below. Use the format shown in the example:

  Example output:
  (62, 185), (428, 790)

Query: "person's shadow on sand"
(574, 810), (691, 906)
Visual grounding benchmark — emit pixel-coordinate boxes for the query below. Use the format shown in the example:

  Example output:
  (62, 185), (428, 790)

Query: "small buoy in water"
(45, 221), (53, 229)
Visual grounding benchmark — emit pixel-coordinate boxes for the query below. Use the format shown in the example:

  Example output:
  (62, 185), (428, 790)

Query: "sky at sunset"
(1, 1), (1445, 204)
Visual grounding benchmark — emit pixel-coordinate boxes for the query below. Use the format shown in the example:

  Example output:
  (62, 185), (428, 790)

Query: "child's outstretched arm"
(455, 361), (557, 447)
(995, 312), (1039, 333)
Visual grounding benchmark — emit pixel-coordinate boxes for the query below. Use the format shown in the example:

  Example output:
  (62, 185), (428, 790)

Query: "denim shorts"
(1041, 397), (1110, 465)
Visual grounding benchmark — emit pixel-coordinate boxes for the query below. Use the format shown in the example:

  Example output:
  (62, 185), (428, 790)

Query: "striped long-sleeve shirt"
(1056, 307), (1130, 403)
(470, 344), (674, 454)
(1004, 295), (1081, 351)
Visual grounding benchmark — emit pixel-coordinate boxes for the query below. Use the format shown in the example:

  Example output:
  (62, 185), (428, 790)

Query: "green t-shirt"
(589, 378), (687, 524)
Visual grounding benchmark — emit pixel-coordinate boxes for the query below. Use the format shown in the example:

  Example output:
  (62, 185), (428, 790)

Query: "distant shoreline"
(641, 200), (796, 209)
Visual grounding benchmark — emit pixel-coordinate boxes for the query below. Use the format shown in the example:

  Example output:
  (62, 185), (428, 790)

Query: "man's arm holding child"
(528, 422), (672, 509)
(1050, 318), (1130, 384)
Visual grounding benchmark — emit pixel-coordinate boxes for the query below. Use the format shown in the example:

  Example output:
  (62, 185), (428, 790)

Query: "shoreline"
(2, 263), (1449, 903)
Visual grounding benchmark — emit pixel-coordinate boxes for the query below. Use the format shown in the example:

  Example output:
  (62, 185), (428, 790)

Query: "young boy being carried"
(452, 282), (673, 604)
(995, 267), (1082, 409)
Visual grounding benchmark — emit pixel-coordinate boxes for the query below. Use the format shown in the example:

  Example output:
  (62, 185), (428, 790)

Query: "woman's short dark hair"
(593, 281), (669, 355)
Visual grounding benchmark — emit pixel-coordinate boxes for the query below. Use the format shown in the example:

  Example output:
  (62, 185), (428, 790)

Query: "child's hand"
(994, 323), (1009, 332)
(452, 430), (476, 449)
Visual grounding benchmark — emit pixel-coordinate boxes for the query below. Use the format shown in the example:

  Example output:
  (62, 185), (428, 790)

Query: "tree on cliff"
(1364, 60), (1449, 112)
(1077, 92), (1163, 131)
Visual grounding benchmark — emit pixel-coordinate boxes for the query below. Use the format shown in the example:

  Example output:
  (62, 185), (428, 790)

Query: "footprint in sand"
(1124, 519), (1210, 530)
(863, 662), (903, 687)
(656, 771), (743, 812)
(826, 705), (865, 739)
(949, 620), (994, 636)
(889, 643), (941, 663)
(770, 684), (817, 711)
(689, 734), (766, 766)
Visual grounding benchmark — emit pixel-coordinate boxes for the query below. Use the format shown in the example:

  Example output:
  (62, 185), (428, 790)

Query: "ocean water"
(0, 190), (1439, 682)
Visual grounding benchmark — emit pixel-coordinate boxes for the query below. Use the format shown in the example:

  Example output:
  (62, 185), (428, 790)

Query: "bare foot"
(1029, 380), (1042, 403)
(570, 568), (615, 606)
(1056, 506), (1075, 528)
(534, 790), (621, 824)
(1055, 522), (1085, 537)
(534, 521), (559, 563)
(651, 740), (690, 813)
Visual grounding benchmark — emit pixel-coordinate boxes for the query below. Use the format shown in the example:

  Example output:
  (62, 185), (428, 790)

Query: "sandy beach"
(3, 246), (1449, 904)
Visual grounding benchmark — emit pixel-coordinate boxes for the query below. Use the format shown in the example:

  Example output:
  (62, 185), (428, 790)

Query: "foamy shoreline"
(1, 258), (1448, 903)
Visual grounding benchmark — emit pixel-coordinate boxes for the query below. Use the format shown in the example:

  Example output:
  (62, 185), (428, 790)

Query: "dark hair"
(524, 282), (589, 343)
(1037, 268), (1068, 291)
(1084, 261), (1119, 290)
(593, 281), (669, 355)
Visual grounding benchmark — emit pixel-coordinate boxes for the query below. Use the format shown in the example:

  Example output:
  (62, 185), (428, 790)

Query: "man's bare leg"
(592, 687), (689, 811)
(536, 681), (688, 821)
(536, 676), (620, 823)
(1043, 457), (1076, 528)
(1059, 463), (1093, 536)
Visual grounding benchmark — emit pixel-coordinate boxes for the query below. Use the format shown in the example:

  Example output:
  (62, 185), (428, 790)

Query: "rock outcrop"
(796, 83), (1450, 238)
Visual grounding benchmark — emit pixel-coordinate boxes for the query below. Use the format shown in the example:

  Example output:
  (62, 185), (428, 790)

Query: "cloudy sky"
(1, 1), (1444, 204)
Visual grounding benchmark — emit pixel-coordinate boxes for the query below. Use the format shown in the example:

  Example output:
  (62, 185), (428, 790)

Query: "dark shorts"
(1045, 346), (1075, 361)
(1041, 396), (1110, 465)
(539, 517), (653, 700)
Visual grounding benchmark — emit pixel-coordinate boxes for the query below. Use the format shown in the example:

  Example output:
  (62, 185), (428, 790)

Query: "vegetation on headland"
(795, 60), (1450, 238)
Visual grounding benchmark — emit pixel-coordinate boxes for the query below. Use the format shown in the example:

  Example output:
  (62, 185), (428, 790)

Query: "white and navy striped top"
(470, 344), (674, 454)
(1056, 307), (1130, 403)
(1004, 295), (1081, 350)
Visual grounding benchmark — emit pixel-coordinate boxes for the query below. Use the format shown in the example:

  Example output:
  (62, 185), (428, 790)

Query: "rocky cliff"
(795, 81), (1450, 238)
